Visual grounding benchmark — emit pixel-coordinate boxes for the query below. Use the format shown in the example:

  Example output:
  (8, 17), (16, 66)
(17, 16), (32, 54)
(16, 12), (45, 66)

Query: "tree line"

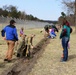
(0, 5), (58, 24)
(58, 0), (75, 26)
(0, 5), (40, 21)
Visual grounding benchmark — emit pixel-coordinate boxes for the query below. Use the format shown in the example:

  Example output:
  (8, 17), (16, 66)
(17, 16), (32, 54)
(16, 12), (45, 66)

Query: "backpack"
(70, 27), (72, 33)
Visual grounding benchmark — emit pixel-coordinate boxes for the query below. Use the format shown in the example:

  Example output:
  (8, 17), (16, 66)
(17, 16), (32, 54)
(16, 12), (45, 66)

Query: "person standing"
(60, 19), (70, 62)
(1, 20), (18, 62)
(14, 27), (24, 54)
(20, 27), (24, 37)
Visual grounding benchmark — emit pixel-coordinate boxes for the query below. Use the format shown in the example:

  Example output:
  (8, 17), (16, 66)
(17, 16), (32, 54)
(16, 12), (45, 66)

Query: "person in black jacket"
(1, 20), (18, 62)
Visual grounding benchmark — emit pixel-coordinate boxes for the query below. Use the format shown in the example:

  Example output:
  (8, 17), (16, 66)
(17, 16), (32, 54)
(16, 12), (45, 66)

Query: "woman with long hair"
(60, 18), (70, 62)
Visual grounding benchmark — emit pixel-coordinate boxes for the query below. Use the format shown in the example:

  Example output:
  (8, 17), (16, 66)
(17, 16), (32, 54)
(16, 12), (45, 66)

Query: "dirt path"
(0, 28), (44, 75)
(1, 37), (50, 75)
(27, 33), (76, 75)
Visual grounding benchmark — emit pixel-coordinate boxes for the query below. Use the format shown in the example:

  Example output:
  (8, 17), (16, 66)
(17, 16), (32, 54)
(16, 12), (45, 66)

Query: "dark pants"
(62, 37), (69, 61)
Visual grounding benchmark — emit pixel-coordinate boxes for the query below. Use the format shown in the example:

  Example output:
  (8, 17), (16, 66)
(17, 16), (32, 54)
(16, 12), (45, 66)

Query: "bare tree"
(75, 0), (76, 32)
(62, 0), (75, 14)
(62, 0), (76, 32)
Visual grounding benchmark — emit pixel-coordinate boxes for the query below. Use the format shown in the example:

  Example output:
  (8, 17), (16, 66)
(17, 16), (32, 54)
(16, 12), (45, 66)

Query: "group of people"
(44, 25), (58, 39)
(44, 18), (72, 62)
(1, 20), (35, 62)
(1, 18), (72, 63)
(17, 28), (35, 58)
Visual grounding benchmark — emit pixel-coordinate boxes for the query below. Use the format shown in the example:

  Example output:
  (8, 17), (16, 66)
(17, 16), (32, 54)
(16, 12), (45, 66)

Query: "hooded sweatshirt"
(60, 21), (70, 39)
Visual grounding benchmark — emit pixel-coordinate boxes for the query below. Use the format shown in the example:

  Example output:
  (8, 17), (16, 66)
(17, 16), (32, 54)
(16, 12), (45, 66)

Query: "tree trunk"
(75, 0), (76, 32)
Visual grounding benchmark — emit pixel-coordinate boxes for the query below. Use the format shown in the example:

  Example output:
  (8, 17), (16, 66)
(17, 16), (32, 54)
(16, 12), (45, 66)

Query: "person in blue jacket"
(60, 18), (70, 62)
(1, 20), (18, 62)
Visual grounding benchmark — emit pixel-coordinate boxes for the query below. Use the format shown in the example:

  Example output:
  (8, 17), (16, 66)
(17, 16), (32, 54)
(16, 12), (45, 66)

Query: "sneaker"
(60, 59), (67, 62)
(4, 59), (8, 61)
(17, 53), (20, 57)
(8, 60), (12, 63)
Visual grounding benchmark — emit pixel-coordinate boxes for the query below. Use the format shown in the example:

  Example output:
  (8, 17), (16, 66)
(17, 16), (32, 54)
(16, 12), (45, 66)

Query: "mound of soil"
(2, 37), (50, 75)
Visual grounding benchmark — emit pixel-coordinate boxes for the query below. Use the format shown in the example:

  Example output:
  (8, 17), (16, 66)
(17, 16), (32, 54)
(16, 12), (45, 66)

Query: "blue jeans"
(62, 37), (69, 61)
(49, 32), (56, 38)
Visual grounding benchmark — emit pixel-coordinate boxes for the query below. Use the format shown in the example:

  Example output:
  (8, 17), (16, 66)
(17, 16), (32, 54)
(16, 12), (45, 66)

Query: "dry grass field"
(0, 26), (44, 75)
(0, 26), (76, 75)
(28, 27), (76, 75)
